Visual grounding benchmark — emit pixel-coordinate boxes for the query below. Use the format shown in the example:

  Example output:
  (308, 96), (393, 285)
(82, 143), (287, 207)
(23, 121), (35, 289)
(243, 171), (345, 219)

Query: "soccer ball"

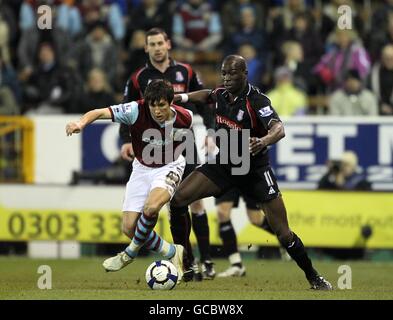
(145, 260), (178, 290)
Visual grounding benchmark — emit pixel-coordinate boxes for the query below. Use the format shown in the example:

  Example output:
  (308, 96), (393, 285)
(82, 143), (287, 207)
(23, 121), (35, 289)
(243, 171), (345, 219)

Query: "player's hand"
(173, 94), (182, 103)
(204, 135), (216, 154)
(249, 137), (266, 156)
(120, 143), (135, 162)
(66, 122), (82, 136)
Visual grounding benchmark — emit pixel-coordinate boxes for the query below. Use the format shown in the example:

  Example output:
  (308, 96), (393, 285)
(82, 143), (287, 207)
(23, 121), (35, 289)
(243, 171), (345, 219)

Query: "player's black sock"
(284, 232), (318, 280)
(219, 221), (238, 257)
(169, 205), (194, 267)
(259, 218), (275, 235)
(191, 211), (211, 262)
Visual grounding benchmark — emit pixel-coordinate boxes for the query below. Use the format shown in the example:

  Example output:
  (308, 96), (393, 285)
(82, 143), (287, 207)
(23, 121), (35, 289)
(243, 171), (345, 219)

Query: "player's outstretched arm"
(249, 121), (285, 156)
(174, 89), (212, 105)
(66, 108), (111, 136)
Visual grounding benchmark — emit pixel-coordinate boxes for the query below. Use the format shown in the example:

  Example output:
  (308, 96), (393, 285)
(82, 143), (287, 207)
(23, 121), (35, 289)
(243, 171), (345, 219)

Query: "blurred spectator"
(0, 0), (17, 63)
(126, 0), (173, 47)
(278, 12), (323, 69)
(318, 151), (371, 191)
(314, 28), (371, 93)
(225, 4), (267, 58)
(369, 44), (393, 115)
(172, 0), (222, 52)
(17, 25), (71, 82)
(280, 41), (315, 93)
(80, 0), (125, 42)
(22, 42), (78, 114)
(267, 66), (308, 116)
(322, 0), (364, 37)
(267, 0), (308, 35)
(56, 0), (83, 39)
(370, 0), (393, 39)
(221, 0), (265, 38)
(77, 68), (116, 114)
(123, 29), (147, 78)
(329, 69), (378, 116)
(0, 53), (19, 115)
(366, 12), (393, 63)
(0, 52), (22, 105)
(238, 44), (263, 87)
(70, 21), (119, 86)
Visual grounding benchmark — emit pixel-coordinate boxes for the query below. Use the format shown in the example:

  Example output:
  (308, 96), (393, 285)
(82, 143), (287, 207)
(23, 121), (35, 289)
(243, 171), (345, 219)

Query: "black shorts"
(196, 162), (280, 205)
(215, 188), (259, 209)
(182, 140), (200, 180)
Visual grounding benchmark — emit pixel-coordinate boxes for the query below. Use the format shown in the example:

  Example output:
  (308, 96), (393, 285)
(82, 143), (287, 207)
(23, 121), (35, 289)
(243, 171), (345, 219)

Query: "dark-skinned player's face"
(149, 98), (172, 124)
(221, 60), (247, 95)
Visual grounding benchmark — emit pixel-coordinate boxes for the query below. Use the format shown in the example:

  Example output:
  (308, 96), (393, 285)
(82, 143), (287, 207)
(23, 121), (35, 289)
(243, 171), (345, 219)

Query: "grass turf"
(0, 257), (392, 300)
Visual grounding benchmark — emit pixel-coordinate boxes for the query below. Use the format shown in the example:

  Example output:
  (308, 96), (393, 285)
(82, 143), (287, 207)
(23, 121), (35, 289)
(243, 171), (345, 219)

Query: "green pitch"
(1, 257), (392, 300)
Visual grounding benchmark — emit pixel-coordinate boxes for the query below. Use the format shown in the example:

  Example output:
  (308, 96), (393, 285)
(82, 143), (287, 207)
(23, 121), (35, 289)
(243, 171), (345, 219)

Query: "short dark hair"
(144, 79), (174, 106)
(145, 28), (169, 43)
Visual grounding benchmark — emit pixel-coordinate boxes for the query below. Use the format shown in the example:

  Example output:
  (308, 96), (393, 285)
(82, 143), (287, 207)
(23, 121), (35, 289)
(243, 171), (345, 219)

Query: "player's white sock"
(229, 252), (242, 266)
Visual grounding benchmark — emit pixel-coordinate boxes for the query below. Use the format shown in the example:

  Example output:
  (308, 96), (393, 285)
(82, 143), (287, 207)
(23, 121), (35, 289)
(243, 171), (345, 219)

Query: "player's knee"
(248, 214), (263, 227)
(171, 192), (187, 208)
(217, 209), (230, 223)
(277, 230), (293, 247)
(143, 203), (160, 218)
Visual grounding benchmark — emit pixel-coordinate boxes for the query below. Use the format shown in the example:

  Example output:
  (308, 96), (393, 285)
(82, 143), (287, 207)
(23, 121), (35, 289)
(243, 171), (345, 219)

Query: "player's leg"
(216, 189), (246, 277)
(103, 211), (140, 272)
(103, 160), (148, 272)
(190, 199), (215, 280)
(261, 197), (331, 288)
(169, 169), (222, 277)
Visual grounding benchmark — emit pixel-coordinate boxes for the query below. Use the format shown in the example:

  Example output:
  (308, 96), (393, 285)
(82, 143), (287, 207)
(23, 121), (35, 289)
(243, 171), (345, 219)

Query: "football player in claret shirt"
(170, 55), (333, 290)
(66, 80), (191, 281)
(120, 28), (215, 281)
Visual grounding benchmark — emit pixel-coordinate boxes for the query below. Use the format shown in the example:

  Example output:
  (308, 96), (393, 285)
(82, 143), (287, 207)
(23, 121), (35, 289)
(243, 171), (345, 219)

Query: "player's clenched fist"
(66, 122), (82, 136)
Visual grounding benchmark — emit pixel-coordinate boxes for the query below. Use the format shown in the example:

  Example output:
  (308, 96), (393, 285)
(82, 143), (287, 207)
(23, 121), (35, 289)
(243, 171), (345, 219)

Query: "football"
(145, 260), (178, 290)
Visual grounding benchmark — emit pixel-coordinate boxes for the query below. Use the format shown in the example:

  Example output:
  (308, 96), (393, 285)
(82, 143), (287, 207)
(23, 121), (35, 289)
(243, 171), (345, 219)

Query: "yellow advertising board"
(0, 191), (392, 248)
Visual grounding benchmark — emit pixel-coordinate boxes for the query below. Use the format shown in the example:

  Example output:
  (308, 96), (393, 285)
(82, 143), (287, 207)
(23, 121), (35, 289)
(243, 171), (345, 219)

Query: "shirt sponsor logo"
(259, 106), (273, 117)
(172, 84), (186, 93)
(216, 115), (242, 130)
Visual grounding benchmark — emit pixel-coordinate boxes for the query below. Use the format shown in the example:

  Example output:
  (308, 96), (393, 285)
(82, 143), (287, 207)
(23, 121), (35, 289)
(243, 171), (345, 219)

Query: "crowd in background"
(1, 0), (393, 117)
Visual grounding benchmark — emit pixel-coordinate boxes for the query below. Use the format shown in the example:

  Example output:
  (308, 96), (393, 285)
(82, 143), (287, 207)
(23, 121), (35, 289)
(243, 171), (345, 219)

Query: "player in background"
(170, 55), (333, 290)
(66, 80), (190, 281)
(215, 188), (277, 277)
(120, 28), (215, 281)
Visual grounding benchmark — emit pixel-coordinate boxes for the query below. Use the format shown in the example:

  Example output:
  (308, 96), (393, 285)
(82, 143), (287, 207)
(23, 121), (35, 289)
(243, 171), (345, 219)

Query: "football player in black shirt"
(171, 55), (332, 290)
(119, 28), (215, 281)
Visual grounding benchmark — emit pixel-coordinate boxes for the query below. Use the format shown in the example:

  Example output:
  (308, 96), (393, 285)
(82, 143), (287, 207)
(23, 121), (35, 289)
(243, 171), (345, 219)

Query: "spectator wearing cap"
(369, 44), (393, 115)
(329, 69), (378, 116)
(267, 66), (308, 116)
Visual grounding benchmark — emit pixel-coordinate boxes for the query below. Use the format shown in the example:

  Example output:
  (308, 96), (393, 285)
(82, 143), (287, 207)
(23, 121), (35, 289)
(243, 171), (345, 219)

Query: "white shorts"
(122, 155), (186, 213)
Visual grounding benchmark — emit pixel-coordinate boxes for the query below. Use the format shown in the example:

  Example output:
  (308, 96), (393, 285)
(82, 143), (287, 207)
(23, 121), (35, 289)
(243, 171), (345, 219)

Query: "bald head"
(223, 55), (248, 72)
